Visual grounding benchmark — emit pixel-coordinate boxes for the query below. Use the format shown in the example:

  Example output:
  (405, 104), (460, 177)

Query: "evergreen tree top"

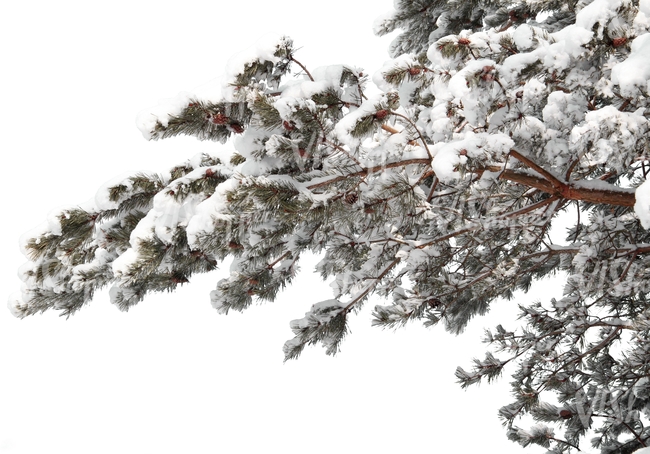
(11, 1), (650, 452)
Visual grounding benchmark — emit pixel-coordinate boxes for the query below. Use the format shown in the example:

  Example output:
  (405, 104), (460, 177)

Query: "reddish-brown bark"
(308, 154), (636, 207)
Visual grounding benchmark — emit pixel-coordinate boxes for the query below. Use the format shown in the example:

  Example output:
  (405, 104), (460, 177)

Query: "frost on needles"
(10, 0), (650, 452)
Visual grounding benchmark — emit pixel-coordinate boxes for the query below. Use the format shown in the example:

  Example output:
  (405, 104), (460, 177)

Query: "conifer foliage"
(11, 0), (650, 452)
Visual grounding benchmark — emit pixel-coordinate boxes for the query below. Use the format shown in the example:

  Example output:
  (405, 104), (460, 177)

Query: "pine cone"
(480, 66), (495, 81)
(210, 113), (229, 125)
(170, 273), (189, 284)
(230, 123), (245, 134)
(345, 192), (359, 204)
(375, 109), (389, 120)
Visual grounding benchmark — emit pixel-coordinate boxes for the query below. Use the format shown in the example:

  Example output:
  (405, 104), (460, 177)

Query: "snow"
(571, 178), (635, 193)
(236, 129), (285, 175)
(447, 59), (496, 100)
(542, 91), (586, 131)
(569, 106), (647, 170)
(18, 200), (99, 257)
(373, 54), (420, 102)
(335, 93), (385, 146)
(446, 58), (497, 126)
(289, 299), (346, 330)
(429, 141), (464, 182)
(7, 293), (23, 317)
(611, 33), (650, 97)
(372, 10), (395, 36)
(634, 0), (650, 33)
(186, 178), (239, 248)
(273, 96), (316, 123)
(503, 7), (607, 83)
(223, 33), (286, 83)
(18, 221), (51, 256)
(136, 91), (195, 140)
(574, 0), (627, 38)
(111, 165), (238, 280)
(484, 133), (514, 156)
(221, 33), (290, 102)
(634, 179), (650, 229)
(499, 50), (544, 82)
(425, 40), (449, 68)
(69, 247), (112, 291)
(136, 34), (291, 139)
(545, 25), (593, 70)
(154, 194), (201, 244)
(111, 247), (139, 279)
(512, 24), (535, 50)
(429, 132), (513, 183)
(310, 65), (346, 86)
(94, 172), (139, 210)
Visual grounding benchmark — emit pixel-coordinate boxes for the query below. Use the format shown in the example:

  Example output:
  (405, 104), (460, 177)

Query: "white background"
(1, 2), (549, 453)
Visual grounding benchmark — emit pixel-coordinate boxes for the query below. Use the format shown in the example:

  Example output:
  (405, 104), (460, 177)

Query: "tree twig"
(290, 56), (314, 82)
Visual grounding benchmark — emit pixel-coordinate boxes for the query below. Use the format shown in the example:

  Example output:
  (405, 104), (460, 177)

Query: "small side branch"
(390, 111), (433, 160)
(343, 258), (401, 312)
(290, 57), (314, 82)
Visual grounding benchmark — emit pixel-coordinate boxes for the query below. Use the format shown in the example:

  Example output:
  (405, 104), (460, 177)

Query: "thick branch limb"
(506, 150), (636, 207)
(484, 165), (635, 207)
(509, 149), (565, 192)
(309, 157), (636, 207)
